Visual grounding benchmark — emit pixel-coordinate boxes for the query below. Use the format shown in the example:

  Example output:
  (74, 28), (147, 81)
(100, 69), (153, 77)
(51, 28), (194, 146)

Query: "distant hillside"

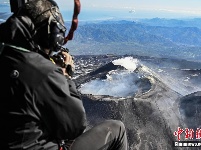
(68, 20), (201, 47)
(137, 18), (201, 29)
(72, 21), (176, 46)
(1, 8), (201, 61)
(66, 20), (201, 61)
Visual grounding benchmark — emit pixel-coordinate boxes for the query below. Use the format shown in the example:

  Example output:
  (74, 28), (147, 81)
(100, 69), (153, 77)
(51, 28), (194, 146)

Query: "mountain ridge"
(66, 19), (201, 61)
(68, 20), (201, 47)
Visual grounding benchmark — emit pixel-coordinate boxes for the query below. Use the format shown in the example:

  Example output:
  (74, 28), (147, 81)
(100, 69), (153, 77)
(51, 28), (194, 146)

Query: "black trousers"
(62, 120), (128, 150)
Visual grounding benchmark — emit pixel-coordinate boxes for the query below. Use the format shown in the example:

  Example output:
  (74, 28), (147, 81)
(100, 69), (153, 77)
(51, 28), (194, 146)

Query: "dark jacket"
(0, 15), (86, 149)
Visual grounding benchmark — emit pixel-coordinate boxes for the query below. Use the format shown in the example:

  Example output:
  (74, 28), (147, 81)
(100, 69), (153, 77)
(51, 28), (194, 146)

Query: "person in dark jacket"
(0, 0), (128, 149)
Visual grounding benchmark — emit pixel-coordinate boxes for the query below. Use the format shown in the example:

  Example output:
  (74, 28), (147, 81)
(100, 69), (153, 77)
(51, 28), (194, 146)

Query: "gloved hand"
(61, 51), (75, 78)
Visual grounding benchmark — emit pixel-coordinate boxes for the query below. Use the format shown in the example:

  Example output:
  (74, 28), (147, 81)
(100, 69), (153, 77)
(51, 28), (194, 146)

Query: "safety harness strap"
(0, 42), (30, 55)
(64, 0), (81, 44)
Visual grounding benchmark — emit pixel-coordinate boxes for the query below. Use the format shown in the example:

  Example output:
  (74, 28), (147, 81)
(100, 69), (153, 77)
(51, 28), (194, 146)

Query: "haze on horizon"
(56, 0), (201, 19)
(1, 0), (201, 19)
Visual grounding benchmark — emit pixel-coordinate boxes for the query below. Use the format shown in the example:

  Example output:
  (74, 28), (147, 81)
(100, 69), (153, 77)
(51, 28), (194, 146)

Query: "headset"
(47, 6), (67, 52)
(10, 0), (66, 52)
(10, 0), (28, 13)
(9, 0), (74, 76)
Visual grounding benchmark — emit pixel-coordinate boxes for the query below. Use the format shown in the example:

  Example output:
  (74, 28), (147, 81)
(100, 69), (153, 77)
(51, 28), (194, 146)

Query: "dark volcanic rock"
(82, 95), (174, 150)
(179, 91), (201, 130)
(89, 61), (125, 79)
(75, 60), (125, 87)
(81, 76), (185, 150)
(75, 55), (201, 150)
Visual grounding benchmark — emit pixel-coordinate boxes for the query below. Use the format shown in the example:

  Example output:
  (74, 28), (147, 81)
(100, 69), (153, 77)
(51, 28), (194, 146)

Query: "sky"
(1, 0), (201, 19)
(73, 0), (200, 10)
(57, 0), (201, 18)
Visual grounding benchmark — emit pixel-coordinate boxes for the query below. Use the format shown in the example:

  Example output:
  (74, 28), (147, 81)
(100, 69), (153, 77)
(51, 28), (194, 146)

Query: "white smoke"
(79, 57), (141, 97)
(79, 56), (201, 97)
(112, 56), (138, 72)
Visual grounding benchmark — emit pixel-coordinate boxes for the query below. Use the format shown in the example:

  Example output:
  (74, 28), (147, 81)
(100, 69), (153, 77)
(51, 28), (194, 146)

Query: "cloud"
(155, 8), (201, 16)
